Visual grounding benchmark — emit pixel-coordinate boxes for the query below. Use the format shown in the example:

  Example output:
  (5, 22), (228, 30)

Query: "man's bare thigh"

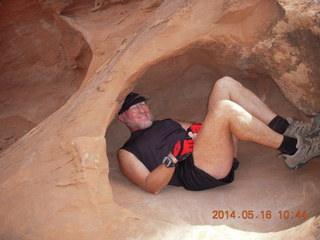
(193, 109), (235, 179)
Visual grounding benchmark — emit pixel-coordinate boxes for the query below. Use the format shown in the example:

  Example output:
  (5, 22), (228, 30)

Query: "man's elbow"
(152, 190), (160, 195)
(146, 189), (160, 195)
(143, 185), (162, 195)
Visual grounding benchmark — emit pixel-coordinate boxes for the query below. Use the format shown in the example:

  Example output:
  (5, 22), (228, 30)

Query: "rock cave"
(0, 0), (319, 239)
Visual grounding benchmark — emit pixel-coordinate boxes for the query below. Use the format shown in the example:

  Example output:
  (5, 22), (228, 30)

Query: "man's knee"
(215, 76), (241, 89)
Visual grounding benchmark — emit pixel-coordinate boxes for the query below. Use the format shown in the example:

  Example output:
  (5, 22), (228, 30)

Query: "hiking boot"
(281, 134), (320, 170)
(284, 114), (320, 138)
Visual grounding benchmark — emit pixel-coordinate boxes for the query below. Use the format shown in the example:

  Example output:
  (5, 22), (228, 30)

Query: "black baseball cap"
(118, 92), (148, 115)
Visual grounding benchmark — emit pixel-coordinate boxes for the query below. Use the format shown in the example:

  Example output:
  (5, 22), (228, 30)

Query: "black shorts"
(175, 155), (239, 191)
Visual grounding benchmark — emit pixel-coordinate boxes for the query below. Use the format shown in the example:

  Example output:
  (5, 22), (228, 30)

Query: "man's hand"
(187, 122), (202, 134)
(172, 139), (194, 161)
(187, 122), (202, 139)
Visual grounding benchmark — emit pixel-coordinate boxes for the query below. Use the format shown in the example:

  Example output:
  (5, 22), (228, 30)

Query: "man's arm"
(117, 149), (177, 195)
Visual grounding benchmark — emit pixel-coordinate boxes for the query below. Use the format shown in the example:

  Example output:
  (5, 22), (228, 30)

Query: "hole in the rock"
(0, 0), (92, 152)
(106, 48), (319, 233)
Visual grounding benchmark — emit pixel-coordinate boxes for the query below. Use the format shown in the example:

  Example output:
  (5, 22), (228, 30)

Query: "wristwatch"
(162, 156), (176, 168)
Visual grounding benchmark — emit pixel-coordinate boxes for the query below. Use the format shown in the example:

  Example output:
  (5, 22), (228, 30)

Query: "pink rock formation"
(0, 0), (319, 239)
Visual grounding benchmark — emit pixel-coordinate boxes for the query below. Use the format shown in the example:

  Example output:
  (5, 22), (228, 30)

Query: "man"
(117, 76), (320, 194)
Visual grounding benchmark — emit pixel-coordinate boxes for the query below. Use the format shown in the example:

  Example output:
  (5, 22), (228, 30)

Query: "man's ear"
(118, 114), (125, 123)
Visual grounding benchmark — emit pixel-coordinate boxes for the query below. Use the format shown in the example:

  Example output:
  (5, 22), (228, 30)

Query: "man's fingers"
(187, 122), (203, 134)
(188, 131), (199, 140)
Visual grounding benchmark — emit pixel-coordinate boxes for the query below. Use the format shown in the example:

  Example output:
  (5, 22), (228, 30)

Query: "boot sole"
(285, 154), (320, 170)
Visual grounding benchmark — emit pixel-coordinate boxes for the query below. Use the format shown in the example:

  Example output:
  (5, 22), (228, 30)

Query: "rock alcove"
(1, 0), (319, 239)
(106, 47), (319, 234)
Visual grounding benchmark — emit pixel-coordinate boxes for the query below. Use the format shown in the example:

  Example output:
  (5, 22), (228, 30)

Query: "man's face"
(119, 101), (153, 131)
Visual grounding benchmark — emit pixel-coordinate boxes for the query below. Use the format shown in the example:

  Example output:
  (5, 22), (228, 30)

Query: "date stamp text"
(212, 210), (308, 220)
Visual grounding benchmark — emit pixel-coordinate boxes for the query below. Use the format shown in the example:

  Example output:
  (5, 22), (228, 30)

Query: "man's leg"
(193, 100), (283, 179)
(208, 76), (276, 124)
(193, 76), (319, 176)
(206, 76), (277, 160)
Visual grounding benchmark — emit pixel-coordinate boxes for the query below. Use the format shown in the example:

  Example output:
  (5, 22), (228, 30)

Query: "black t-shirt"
(121, 119), (188, 185)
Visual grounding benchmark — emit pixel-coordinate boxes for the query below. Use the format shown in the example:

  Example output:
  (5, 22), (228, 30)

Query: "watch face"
(163, 156), (173, 167)
(164, 158), (170, 165)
